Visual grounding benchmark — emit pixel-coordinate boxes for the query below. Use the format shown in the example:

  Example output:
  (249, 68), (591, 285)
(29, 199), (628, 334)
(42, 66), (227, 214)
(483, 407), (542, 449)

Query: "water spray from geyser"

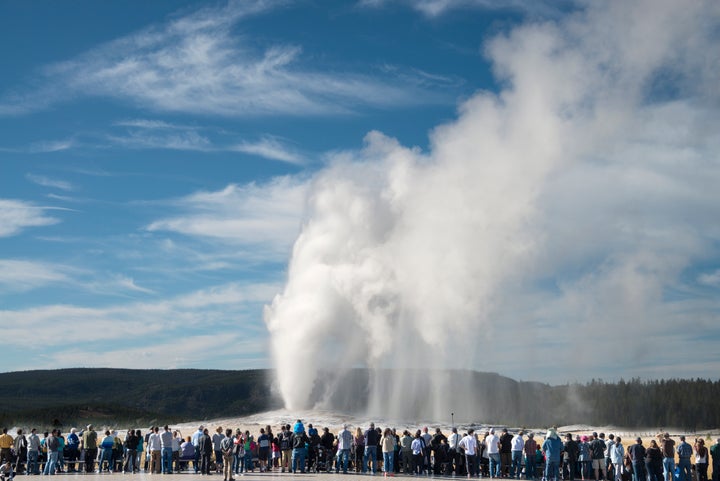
(264, 0), (720, 423)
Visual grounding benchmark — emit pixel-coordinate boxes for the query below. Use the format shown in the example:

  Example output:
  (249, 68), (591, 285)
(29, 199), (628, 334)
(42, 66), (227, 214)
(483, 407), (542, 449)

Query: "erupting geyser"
(264, 0), (720, 422)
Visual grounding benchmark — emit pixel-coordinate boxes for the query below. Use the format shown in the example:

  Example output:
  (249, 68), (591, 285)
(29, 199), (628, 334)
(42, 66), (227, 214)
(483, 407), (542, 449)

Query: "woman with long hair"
(381, 428), (396, 477)
(695, 439), (709, 481)
(354, 427), (365, 473)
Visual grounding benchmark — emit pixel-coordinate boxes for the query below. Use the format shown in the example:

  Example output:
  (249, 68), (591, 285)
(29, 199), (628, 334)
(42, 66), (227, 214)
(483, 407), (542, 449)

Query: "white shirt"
(486, 434), (500, 455)
(148, 432), (161, 451)
(459, 435), (478, 456)
(512, 435), (524, 452)
(448, 432), (462, 450)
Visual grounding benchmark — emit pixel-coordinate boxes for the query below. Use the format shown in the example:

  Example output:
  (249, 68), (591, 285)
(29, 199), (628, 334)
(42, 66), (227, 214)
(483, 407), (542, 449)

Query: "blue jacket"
(542, 436), (563, 463)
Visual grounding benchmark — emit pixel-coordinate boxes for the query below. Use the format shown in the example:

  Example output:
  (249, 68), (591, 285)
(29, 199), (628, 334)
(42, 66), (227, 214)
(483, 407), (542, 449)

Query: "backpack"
(591, 440), (606, 459)
(280, 433), (291, 450)
(221, 437), (234, 456)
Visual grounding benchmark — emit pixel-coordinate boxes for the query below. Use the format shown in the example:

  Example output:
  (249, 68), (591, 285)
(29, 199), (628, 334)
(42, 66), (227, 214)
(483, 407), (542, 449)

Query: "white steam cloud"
(264, 0), (720, 421)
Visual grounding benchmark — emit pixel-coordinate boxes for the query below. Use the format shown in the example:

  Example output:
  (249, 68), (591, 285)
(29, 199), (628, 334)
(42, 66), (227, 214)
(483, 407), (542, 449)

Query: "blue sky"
(1, 0), (719, 389)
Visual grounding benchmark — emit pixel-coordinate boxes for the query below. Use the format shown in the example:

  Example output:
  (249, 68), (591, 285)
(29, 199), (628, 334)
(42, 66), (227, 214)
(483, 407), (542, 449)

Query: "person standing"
(605, 435), (615, 481)
(198, 428), (213, 476)
(280, 424), (292, 473)
(26, 429), (40, 476)
(524, 433), (537, 480)
(676, 436), (693, 481)
(213, 427), (225, 475)
(645, 440), (664, 481)
(82, 425), (98, 474)
(221, 429), (235, 481)
(65, 428), (80, 472)
(563, 433), (579, 481)
(43, 430), (60, 476)
(710, 438), (720, 481)
(191, 426), (204, 475)
(694, 438), (709, 481)
(448, 428), (463, 476)
(500, 429), (513, 478)
(364, 423), (379, 475)
(148, 426), (162, 474)
(627, 438), (646, 481)
(98, 430), (115, 473)
(381, 428), (396, 476)
(660, 433), (676, 481)
(610, 437), (624, 481)
(12, 430), (27, 475)
(542, 429), (563, 481)
(0, 430), (12, 465)
(160, 426), (174, 474)
(291, 425), (309, 474)
(412, 431), (427, 477)
(511, 431), (525, 479)
(336, 424), (353, 474)
(459, 429), (478, 478)
(487, 429), (501, 479)
(123, 429), (139, 473)
(590, 432), (607, 481)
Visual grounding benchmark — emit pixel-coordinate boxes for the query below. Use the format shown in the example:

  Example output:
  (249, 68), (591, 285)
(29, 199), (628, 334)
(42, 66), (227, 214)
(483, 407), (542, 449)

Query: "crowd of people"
(0, 423), (717, 481)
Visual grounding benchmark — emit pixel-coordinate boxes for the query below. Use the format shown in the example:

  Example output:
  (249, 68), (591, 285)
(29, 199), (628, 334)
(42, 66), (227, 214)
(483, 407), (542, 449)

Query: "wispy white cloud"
(113, 274), (156, 295)
(0, 259), (73, 292)
(26, 173), (75, 191)
(358, 0), (569, 17)
(109, 119), (305, 162)
(108, 130), (213, 151)
(28, 139), (75, 153)
(0, 139), (75, 154)
(698, 269), (720, 287)
(0, 199), (61, 237)
(113, 119), (197, 130)
(231, 137), (305, 165)
(0, 1), (438, 118)
(0, 281), (277, 371)
(147, 178), (307, 260)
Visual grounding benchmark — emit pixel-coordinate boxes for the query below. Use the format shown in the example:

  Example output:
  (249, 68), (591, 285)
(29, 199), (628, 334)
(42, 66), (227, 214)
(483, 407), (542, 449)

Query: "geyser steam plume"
(265, 0), (720, 422)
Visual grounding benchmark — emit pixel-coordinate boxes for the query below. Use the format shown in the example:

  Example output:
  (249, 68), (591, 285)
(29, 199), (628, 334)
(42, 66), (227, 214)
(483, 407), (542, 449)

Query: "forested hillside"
(0, 368), (280, 428)
(1, 369), (717, 430)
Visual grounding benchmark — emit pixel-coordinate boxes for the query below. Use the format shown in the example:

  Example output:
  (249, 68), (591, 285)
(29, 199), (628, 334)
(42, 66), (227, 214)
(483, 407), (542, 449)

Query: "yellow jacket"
(0, 433), (13, 449)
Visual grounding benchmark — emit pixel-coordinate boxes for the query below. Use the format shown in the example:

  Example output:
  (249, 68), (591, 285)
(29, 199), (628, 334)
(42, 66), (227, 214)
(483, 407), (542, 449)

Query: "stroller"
(315, 446), (331, 472)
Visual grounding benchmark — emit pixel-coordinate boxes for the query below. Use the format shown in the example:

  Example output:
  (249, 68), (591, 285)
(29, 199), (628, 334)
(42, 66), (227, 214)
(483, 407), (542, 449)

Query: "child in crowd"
(0, 461), (15, 481)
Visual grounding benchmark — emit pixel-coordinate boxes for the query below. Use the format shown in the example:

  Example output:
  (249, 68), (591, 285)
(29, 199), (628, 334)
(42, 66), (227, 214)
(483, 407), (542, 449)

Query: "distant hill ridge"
(0, 368), (280, 427)
(1, 368), (718, 430)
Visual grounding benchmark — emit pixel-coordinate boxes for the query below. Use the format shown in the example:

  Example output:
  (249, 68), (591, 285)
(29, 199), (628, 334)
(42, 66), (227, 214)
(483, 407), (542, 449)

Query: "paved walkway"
(18, 473), (435, 480)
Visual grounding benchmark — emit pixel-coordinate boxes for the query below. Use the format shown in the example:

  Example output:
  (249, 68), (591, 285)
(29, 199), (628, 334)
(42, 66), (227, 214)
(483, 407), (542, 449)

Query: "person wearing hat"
(486, 428), (501, 478)
(336, 424), (353, 474)
(542, 429), (563, 481)
(510, 431), (525, 479)
(291, 424), (309, 473)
